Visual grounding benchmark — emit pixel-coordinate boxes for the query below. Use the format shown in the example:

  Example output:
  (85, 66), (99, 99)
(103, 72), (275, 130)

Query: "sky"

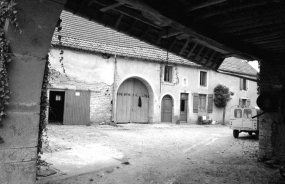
(248, 60), (259, 72)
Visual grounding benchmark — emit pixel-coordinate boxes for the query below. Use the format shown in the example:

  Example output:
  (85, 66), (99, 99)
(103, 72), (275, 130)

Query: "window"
(244, 109), (252, 118)
(164, 65), (173, 82)
(240, 78), (247, 90)
(55, 95), (61, 101)
(234, 109), (242, 118)
(198, 94), (206, 112)
(200, 71), (207, 87)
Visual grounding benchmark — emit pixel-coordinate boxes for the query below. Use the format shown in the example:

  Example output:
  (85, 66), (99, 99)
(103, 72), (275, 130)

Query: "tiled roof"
(51, 11), (257, 77)
(219, 57), (258, 76)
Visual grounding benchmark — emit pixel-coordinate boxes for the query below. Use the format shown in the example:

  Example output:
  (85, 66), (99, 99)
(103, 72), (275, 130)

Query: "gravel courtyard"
(37, 123), (280, 184)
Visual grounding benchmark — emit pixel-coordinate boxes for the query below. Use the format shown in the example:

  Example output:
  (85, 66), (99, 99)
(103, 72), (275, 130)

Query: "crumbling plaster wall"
(0, 1), (64, 184)
(49, 49), (114, 123)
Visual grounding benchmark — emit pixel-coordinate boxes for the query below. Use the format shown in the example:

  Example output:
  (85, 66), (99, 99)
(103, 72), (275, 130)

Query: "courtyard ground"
(37, 123), (282, 184)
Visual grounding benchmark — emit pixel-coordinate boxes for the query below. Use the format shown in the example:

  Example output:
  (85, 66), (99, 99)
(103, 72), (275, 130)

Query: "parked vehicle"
(229, 105), (260, 138)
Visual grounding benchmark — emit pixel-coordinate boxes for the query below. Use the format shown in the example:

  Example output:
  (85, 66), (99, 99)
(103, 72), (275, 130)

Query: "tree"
(214, 84), (232, 124)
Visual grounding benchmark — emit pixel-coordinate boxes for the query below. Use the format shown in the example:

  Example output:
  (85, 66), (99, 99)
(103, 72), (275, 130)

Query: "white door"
(231, 108), (243, 127)
(242, 108), (253, 128)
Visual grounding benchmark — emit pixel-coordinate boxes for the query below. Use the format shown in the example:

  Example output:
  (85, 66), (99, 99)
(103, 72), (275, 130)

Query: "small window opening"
(200, 71), (207, 86)
(164, 66), (173, 82)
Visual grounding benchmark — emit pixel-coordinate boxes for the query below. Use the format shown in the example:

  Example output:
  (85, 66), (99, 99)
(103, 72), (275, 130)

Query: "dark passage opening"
(48, 91), (65, 124)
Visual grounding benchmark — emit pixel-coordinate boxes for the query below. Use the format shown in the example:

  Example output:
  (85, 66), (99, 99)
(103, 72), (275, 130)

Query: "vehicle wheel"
(248, 132), (252, 135)
(233, 130), (239, 138)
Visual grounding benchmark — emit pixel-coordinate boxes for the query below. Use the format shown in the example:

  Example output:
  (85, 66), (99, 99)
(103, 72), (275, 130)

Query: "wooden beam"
(168, 39), (177, 52)
(187, 42), (198, 58)
(199, 48), (211, 63)
(215, 9), (285, 26)
(208, 51), (216, 62)
(160, 28), (182, 38)
(195, 1), (271, 19)
(242, 32), (285, 42)
(186, 0), (227, 12)
(140, 25), (151, 40)
(221, 18), (285, 33)
(127, 19), (137, 34)
(114, 14), (123, 28)
(229, 24), (285, 36)
(252, 37), (285, 45)
(211, 54), (224, 69)
(194, 45), (205, 61)
(222, 13), (285, 29)
(94, 1), (163, 29)
(179, 39), (191, 55)
(100, 2), (124, 12)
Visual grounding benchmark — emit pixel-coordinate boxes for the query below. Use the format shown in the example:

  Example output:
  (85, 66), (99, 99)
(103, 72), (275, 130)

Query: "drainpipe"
(112, 55), (117, 123)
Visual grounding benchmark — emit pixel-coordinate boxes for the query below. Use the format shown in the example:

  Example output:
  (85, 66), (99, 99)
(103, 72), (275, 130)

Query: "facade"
(48, 11), (258, 125)
(49, 48), (258, 124)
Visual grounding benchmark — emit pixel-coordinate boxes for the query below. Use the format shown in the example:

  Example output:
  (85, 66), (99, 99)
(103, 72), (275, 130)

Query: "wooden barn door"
(161, 95), (173, 122)
(116, 78), (149, 123)
(63, 90), (90, 125)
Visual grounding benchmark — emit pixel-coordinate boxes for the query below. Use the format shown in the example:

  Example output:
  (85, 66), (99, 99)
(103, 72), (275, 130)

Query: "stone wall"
(259, 62), (285, 162)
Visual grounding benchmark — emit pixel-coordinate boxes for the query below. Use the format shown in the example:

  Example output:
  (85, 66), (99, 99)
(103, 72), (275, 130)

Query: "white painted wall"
(49, 48), (258, 124)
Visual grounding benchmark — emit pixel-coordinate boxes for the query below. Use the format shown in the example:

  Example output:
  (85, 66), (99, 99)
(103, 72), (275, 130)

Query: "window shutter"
(240, 78), (243, 90)
(207, 94), (213, 113)
(239, 98), (243, 106)
(246, 99), (251, 106)
(246, 80), (248, 91)
(193, 93), (199, 113)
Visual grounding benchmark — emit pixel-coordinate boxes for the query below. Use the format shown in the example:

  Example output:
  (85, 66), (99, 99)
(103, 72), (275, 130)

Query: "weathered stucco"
(49, 48), (258, 124)
(0, 1), (65, 184)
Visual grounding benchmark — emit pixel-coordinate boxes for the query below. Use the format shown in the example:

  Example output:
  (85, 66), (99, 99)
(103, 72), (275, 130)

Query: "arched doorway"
(161, 95), (173, 122)
(116, 78), (149, 123)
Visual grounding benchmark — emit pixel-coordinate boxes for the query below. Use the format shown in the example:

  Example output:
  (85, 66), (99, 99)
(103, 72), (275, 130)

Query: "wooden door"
(63, 90), (90, 125)
(116, 78), (149, 123)
(180, 93), (188, 121)
(161, 95), (172, 122)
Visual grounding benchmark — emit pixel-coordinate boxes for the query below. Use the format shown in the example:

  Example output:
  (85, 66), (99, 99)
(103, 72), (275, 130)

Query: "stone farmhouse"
(48, 11), (258, 125)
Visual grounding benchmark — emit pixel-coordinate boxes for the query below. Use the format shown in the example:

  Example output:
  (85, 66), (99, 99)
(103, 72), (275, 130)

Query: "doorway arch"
(116, 78), (151, 123)
(161, 95), (173, 122)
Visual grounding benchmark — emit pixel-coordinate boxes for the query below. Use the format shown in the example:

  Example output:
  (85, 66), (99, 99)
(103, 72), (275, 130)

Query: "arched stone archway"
(115, 77), (154, 123)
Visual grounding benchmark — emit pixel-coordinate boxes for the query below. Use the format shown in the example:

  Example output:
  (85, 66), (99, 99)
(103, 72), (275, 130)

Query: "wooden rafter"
(185, 0), (227, 13)
(222, 13), (285, 28)
(114, 14), (123, 28)
(221, 18), (285, 33)
(229, 24), (285, 36)
(187, 42), (198, 58)
(253, 38), (285, 45)
(242, 32), (285, 42)
(199, 48), (211, 63)
(168, 39), (177, 51)
(127, 19), (137, 34)
(194, 45), (205, 61)
(215, 8), (285, 26)
(194, 1), (272, 19)
(140, 25), (151, 40)
(160, 28), (182, 38)
(100, 2), (124, 12)
(179, 39), (191, 55)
